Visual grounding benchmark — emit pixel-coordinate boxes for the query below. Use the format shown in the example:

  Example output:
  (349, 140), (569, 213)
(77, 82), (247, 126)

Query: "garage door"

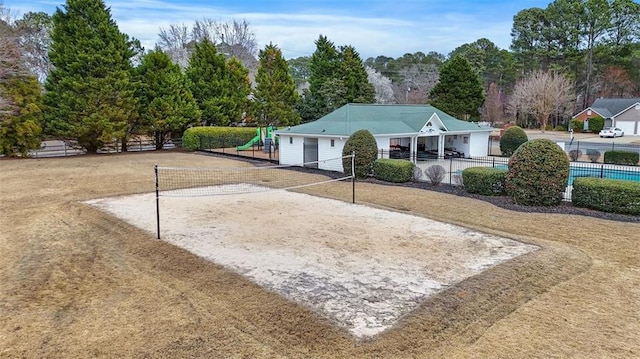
(616, 121), (637, 135)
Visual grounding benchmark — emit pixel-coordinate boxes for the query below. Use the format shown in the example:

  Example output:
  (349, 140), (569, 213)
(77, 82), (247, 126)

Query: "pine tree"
(43, 0), (137, 153)
(225, 56), (251, 125)
(338, 45), (375, 104)
(309, 35), (340, 95)
(253, 43), (300, 126)
(185, 39), (250, 126)
(135, 48), (200, 149)
(300, 35), (375, 122)
(429, 56), (485, 120)
(0, 75), (43, 156)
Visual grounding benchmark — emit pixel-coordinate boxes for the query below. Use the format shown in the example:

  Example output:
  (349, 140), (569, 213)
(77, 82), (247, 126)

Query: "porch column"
(438, 134), (445, 159)
(410, 136), (417, 164)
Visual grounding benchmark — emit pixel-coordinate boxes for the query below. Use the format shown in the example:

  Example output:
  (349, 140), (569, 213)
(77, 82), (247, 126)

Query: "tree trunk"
(155, 132), (165, 150)
(540, 114), (549, 133)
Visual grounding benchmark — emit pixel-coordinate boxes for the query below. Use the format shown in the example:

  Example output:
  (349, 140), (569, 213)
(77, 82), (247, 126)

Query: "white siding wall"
(468, 132), (490, 157)
(318, 137), (346, 171)
(278, 135), (304, 165)
(444, 135), (468, 155)
(375, 136), (391, 151)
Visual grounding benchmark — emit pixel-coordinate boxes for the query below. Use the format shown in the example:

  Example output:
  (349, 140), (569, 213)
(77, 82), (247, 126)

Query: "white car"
(599, 127), (624, 138)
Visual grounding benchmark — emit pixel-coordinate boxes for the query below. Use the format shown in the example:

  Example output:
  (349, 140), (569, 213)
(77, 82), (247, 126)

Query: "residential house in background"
(572, 98), (640, 135)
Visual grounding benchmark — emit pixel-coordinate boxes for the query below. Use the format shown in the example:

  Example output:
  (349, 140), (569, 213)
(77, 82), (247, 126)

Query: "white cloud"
(4, 0), (520, 59)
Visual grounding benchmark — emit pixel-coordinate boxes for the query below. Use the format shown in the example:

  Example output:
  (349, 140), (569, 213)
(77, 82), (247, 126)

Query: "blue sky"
(6, 0), (552, 59)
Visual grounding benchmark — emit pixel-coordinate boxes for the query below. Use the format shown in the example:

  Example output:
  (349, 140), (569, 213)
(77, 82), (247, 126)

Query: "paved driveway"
(524, 129), (640, 144)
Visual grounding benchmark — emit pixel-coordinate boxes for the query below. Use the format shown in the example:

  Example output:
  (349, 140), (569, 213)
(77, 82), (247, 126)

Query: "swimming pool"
(569, 166), (640, 184)
(493, 164), (640, 185)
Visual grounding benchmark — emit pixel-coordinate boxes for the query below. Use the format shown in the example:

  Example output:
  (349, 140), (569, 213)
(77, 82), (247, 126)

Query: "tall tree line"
(511, 0), (640, 108)
(4, 0), (640, 156)
(296, 35), (375, 123)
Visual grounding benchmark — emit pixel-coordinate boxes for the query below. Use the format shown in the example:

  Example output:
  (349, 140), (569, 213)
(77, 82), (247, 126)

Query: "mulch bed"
(200, 152), (639, 223)
(365, 178), (640, 223)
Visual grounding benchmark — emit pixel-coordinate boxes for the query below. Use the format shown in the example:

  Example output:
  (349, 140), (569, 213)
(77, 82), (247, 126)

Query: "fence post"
(492, 156), (495, 168)
(449, 158), (453, 184)
(600, 164), (604, 178)
(64, 142), (67, 156)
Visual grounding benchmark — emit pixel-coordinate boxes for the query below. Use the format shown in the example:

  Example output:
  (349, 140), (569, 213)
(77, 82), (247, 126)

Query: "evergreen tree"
(0, 75), (43, 156)
(225, 56), (251, 125)
(299, 35), (375, 122)
(135, 48), (200, 149)
(186, 39), (250, 126)
(429, 56), (485, 120)
(338, 45), (375, 104)
(309, 35), (340, 95)
(253, 43), (300, 126)
(44, 0), (137, 153)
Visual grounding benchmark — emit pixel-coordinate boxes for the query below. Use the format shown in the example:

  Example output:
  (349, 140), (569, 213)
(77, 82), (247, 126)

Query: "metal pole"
(155, 165), (161, 239)
(351, 151), (356, 204)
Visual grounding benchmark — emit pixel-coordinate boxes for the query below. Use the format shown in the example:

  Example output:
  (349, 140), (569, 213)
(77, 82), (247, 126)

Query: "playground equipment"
(236, 126), (277, 151)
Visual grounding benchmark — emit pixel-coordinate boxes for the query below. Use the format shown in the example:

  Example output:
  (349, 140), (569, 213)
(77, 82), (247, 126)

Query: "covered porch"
(387, 133), (468, 162)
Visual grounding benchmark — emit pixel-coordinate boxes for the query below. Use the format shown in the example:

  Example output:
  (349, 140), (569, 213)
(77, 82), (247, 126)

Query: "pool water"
(569, 166), (640, 184)
(493, 164), (640, 185)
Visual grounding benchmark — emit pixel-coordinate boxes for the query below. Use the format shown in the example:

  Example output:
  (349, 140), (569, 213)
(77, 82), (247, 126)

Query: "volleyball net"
(153, 155), (355, 239)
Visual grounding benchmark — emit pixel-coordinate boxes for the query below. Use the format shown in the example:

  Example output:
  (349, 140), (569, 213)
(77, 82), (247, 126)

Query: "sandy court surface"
(85, 185), (537, 338)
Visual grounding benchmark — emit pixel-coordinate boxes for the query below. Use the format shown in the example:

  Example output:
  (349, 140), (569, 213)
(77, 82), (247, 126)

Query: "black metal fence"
(488, 136), (640, 160)
(564, 141), (640, 155)
(414, 156), (640, 201)
(198, 135), (279, 162)
(29, 138), (182, 158)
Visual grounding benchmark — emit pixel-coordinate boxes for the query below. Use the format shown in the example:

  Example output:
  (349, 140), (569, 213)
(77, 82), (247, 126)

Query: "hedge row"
(182, 127), (258, 151)
(462, 167), (508, 196)
(372, 158), (414, 183)
(603, 150), (639, 166)
(572, 177), (640, 215)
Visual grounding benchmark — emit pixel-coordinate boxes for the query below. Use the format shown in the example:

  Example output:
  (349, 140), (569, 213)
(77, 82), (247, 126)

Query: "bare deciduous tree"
(508, 70), (574, 132)
(157, 23), (192, 68)
(16, 11), (53, 83)
(365, 66), (394, 104)
(482, 82), (504, 125)
(0, 2), (18, 25)
(392, 63), (439, 104)
(594, 66), (638, 98)
(158, 18), (258, 69)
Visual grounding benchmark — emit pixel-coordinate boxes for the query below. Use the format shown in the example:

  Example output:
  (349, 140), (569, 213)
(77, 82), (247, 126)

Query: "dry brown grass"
(1, 151), (639, 358)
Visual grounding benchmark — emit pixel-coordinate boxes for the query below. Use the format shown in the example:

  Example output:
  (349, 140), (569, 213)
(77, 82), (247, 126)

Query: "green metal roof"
(275, 104), (492, 136)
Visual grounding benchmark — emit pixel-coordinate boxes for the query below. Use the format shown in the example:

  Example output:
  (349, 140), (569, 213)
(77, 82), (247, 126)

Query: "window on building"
(330, 139), (335, 147)
(289, 137), (293, 144)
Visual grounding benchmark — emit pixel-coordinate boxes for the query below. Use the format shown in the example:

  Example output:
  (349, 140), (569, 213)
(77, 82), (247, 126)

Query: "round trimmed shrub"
(499, 126), (528, 157)
(505, 139), (570, 206)
(342, 129), (378, 179)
